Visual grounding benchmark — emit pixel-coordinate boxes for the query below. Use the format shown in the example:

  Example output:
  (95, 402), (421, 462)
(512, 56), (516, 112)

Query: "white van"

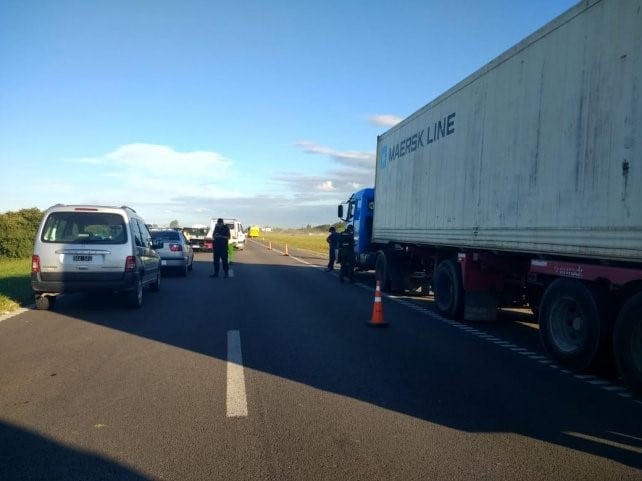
(31, 204), (163, 310)
(204, 218), (246, 251)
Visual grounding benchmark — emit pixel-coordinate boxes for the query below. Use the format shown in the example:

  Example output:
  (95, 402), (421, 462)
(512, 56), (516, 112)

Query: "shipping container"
(373, 0), (641, 262)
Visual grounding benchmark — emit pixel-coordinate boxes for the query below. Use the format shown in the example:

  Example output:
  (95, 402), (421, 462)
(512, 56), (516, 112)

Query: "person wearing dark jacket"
(326, 226), (340, 272)
(210, 218), (231, 278)
(338, 225), (355, 283)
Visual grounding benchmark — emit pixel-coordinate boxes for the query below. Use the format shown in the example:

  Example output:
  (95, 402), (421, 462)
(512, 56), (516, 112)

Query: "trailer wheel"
(375, 251), (391, 292)
(539, 279), (607, 371)
(613, 292), (642, 396)
(434, 259), (464, 319)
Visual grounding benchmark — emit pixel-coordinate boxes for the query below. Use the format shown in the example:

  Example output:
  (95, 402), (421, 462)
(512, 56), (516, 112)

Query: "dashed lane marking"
(272, 248), (642, 404)
(226, 330), (248, 418)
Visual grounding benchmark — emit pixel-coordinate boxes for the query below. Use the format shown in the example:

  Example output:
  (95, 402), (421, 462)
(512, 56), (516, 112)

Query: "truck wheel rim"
(549, 297), (586, 354)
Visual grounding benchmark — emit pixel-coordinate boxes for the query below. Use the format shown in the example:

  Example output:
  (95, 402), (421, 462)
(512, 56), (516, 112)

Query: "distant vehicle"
(150, 229), (194, 276)
(182, 225), (208, 251)
(204, 218), (246, 251)
(248, 226), (260, 238)
(31, 204), (162, 310)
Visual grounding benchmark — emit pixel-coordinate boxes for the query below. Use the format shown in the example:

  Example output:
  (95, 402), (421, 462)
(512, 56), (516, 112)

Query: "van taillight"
(32, 255), (41, 273)
(169, 243), (182, 252)
(125, 256), (137, 272)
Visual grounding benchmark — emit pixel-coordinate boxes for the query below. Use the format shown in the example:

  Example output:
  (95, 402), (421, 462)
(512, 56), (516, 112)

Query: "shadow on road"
(0, 420), (150, 480)
(4, 247), (642, 473)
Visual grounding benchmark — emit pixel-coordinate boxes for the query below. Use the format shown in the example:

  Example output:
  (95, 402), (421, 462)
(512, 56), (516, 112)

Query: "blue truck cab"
(338, 187), (376, 271)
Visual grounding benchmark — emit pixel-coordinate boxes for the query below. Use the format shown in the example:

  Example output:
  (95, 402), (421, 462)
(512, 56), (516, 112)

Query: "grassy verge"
(0, 257), (33, 313)
(253, 231), (328, 255)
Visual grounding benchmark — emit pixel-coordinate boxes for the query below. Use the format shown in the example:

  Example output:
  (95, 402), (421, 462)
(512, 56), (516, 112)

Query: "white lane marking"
(227, 330), (248, 418)
(0, 307), (32, 323)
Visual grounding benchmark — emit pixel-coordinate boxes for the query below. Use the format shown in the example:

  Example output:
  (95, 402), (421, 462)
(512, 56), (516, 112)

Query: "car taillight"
(125, 256), (137, 272)
(32, 255), (41, 273)
(169, 243), (182, 252)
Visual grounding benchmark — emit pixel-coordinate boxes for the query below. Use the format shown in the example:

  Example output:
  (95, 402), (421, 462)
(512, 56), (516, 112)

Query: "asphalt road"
(1, 241), (641, 480)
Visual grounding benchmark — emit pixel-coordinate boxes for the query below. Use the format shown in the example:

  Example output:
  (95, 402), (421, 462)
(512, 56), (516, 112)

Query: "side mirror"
(337, 205), (344, 218)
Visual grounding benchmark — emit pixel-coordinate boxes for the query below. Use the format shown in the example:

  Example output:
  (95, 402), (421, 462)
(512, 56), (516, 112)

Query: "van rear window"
(41, 212), (127, 244)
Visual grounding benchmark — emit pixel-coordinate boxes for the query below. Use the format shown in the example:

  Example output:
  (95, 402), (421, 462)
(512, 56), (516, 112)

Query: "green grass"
(255, 231), (328, 255)
(0, 257), (33, 313)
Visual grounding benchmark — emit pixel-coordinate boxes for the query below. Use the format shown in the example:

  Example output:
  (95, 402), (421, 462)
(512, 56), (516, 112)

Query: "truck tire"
(434, 259), (464, 319)
(613, 292), (642, 396)
(375, 251), (391, 292)
(539, 278), (608, 371)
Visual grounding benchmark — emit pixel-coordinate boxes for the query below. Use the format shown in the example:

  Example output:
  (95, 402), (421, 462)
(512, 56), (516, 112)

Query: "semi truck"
(338, 0), (642, 394)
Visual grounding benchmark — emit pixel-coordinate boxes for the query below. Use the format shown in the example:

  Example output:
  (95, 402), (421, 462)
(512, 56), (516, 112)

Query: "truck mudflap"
(455, 253), (529, 321)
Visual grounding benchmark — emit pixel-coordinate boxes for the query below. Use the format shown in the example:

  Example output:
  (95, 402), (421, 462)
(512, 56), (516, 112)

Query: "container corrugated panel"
(373, 0), (642, 262)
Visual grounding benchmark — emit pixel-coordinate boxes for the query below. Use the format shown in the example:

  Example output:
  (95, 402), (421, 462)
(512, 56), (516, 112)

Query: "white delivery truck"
(339, 0), (642, 393)
(204, 218), (246, 251)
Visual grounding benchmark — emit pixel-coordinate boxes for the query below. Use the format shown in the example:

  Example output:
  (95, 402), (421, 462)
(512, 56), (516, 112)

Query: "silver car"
(31, 204), (163, 310)
(150, 229), (194, 276)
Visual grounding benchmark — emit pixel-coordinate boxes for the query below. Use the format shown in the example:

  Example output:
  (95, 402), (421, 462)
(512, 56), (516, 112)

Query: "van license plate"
(73, 255), (92, 262)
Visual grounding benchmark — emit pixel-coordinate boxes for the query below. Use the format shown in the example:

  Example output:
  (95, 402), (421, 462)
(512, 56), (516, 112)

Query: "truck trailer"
(338, 0), (642, 394)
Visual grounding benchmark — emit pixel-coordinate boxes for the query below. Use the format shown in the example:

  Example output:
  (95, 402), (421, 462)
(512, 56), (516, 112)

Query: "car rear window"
(151, 231), (181, 242)
(183, 227), (208, 236)
(41, 212), (127, 244)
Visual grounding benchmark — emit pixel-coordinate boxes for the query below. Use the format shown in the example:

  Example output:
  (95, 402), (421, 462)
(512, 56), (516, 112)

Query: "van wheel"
(434, 259), (464, 319)
(126, 279), (143, 308)
(150, 270), (161, 292)
(35, 295), (55, 310)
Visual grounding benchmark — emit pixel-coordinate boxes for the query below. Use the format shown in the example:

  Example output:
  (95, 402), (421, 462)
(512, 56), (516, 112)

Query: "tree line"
(0, 208), (43, 258)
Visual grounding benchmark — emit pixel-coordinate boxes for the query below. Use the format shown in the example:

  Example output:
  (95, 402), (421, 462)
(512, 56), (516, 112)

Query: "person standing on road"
(326, 226), (339, 272)
(338, 225), (355, 283)
(210, 218), (231, 278)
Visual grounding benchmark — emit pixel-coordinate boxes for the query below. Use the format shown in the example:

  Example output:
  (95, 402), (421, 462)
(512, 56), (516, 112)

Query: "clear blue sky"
(0, 0), (577, 227)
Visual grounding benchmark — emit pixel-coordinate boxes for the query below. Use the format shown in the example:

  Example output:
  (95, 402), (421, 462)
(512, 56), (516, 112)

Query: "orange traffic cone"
(284, 244), (289, 256)
(366, 280), (389, 327)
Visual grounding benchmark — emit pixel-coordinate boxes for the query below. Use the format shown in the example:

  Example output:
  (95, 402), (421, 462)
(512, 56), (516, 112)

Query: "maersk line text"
(387, 112), (455, 162)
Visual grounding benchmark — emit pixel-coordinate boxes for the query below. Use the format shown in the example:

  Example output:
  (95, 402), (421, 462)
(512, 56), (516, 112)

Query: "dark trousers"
(213, 245), (229, 275)
(339, 247), (354, 282)
(328, 247), (337, 270)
